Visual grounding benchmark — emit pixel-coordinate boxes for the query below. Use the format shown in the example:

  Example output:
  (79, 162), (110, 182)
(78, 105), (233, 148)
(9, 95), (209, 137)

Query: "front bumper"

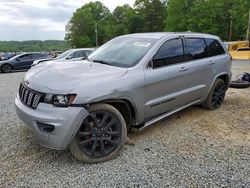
(15, 95), (89, 150)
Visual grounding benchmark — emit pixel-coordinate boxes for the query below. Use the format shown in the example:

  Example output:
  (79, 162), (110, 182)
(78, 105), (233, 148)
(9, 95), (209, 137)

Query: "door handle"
(209, 61), (215, 65)
(179, 67), (188, 72)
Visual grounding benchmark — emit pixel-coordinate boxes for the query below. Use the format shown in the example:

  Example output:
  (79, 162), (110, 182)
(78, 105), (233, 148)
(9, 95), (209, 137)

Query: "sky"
(0, 0), (135, 41)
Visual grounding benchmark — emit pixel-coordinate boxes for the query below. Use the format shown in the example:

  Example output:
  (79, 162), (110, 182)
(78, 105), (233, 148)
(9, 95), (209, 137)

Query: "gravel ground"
(0, 61), (250, 187)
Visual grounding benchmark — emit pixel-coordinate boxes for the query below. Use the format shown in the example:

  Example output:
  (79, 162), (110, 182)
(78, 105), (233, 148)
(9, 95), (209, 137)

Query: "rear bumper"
(15, 95), (89, 150)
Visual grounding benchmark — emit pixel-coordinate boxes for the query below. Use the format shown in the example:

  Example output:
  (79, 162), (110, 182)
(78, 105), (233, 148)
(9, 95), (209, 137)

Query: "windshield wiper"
(92, 59), (111, 65)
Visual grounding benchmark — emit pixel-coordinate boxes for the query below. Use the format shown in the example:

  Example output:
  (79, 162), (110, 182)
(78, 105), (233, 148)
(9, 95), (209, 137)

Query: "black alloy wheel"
(1, 64), (12, 73)
(77, 111), (122, 158)
(211, 81), (226, 109)
(70, 104), (127, 163)
(202, 79), (226, 110)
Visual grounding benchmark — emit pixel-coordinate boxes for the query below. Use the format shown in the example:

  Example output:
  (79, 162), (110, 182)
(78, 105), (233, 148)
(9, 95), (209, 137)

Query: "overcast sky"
(0, 0), (135, 41)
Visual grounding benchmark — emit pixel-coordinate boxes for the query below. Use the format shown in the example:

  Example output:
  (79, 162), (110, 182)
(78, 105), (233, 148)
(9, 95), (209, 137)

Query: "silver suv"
(15, 32), (232, 163)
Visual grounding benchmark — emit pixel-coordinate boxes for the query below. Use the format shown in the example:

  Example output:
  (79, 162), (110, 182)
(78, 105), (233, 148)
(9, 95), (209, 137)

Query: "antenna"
(247, 9), (250, 41)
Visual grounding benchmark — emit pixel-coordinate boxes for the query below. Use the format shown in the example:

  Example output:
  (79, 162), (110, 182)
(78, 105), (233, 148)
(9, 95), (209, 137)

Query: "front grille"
(19, 83), (45, 109)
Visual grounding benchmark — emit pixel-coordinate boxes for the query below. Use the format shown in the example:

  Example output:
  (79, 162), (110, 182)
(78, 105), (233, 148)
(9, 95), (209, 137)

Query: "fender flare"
(206, 72), (230, 97)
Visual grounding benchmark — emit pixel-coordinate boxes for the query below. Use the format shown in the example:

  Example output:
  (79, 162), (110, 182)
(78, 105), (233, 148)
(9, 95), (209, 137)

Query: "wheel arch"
(1, 63), (14, 71)
(209, 72), (230, 92)
(204, 72), (230, 102)
(217, 74), (230, 88)
(91, 99), (137, 129)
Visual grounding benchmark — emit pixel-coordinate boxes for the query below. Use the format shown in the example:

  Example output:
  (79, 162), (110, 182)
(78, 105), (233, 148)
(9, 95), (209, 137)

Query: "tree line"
(66, 0), (250, 48)
(0, 40), (69, 52)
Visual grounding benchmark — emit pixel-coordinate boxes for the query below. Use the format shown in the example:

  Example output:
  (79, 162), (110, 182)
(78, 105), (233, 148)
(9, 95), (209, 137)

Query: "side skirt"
(132, 100), (201, 132)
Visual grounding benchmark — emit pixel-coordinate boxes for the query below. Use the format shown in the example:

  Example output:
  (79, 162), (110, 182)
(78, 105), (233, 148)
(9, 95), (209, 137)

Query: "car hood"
(25, 60), (128, 94)
(33, 58), (54, 65)
(0, 59), (10, 65)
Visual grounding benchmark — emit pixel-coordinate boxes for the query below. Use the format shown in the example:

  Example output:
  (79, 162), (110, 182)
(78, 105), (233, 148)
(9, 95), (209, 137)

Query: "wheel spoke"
(90, 140), (97, 154)
(107, 131), (120, 137)
(79, 138), (94, 145)
(90, 113), (98, 126)
(100, 138), (106, 155)
(104, 119), (116, 130)
(212, 99), (217, 106)
(104, 138), (117, 146)
(100, 113), (109, 126)
(78, 131), (92, 136)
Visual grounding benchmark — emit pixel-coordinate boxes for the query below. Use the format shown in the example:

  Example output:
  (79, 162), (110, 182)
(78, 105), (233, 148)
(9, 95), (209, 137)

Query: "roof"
(70, 48), (95, 51)
(121, 32), (218, 39)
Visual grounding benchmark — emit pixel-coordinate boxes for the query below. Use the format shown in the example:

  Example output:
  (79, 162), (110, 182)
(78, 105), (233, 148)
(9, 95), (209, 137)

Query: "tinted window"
(18, 54), (32, 60)
(153, 38), (184, 68)
(71, 51), (85, 58)
(32, 53), (45, 59)
(56, 50), (73, 59)
(204, 38), (225, 56)
(85, 50), (93, 56)
(186, 38), (207, 60)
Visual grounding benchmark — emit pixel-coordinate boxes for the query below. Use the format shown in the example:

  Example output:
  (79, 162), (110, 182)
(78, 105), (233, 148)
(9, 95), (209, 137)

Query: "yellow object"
(227, 41), (250, 60)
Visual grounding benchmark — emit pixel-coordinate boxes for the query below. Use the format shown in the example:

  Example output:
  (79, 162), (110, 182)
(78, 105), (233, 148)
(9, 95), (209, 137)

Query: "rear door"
(183, 37), (213, 101)
(204, 38), (230, 86)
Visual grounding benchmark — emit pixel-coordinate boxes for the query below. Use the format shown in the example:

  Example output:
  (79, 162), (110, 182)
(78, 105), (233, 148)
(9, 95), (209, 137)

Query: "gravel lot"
(1, 61), (250, 187)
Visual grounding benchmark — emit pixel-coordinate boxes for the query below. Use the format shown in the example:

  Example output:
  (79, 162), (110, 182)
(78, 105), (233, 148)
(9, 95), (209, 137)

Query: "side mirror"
(16, 58), (20, 61)
(66, 56), (72, 60)
(147, 60), (153, 69)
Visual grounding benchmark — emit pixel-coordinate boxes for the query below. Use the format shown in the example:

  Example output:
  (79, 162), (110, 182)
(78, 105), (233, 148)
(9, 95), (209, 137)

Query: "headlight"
(44, 94), (76, 107)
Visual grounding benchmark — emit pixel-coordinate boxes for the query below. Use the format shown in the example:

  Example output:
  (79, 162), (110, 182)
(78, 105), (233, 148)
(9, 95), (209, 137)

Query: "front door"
(15, 54), (33, 69)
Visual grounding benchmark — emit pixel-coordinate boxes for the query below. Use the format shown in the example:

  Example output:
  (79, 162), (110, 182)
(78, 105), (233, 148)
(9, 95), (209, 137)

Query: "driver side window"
(18, 54), (32, 61)
(153, 38), (184, 69)
(71, 51), (85, 59)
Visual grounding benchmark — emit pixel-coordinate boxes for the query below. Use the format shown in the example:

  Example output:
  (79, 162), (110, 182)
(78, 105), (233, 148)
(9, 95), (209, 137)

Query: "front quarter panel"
(72, 68), (145, 124)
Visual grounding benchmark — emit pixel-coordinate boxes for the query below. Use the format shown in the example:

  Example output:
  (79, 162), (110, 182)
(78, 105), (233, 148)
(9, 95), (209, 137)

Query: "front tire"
(202, 79), (226, 110)
(1, 64), (12, 73)
(70, 103), (127, 163)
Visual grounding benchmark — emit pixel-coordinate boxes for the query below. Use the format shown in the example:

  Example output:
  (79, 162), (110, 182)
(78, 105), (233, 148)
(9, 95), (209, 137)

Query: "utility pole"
(95, 23), (98, 47)
(229, 15), (232, 41)
(247, 9), (250, 41)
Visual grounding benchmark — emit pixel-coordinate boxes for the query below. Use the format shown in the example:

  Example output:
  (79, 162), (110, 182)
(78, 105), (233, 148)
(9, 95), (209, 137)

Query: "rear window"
(186, 38), (207, 60)
(204, 38), (225, 56)
(32, 53), (45, 58)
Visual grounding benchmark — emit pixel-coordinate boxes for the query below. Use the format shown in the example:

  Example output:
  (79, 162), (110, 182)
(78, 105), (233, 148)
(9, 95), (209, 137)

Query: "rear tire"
(229, 80), (250, 89)
(202, 79), (226, 110)
(70, 103), (127, 163)
(1, 64), (12, 73)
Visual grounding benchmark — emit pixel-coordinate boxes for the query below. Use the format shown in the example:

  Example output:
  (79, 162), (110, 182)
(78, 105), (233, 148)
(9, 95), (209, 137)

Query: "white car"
(32, 48), (95, 66)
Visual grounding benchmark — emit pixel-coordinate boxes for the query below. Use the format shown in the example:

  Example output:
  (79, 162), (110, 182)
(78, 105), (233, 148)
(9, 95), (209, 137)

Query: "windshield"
(88, 37), (157, 67)
(56, 50), (73, 59)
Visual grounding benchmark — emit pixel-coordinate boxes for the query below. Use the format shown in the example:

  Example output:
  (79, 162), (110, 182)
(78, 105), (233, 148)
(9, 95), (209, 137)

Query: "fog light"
(37, 122), (55, 132)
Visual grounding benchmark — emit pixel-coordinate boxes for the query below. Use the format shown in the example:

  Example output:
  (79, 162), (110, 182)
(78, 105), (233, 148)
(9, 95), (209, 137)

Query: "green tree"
(113, 4), (135, 36)
(65, 1), (113, 47)
(134, 0), (166, 32)
(0, 40), (69, 52)
(165, 0), (250, 41)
